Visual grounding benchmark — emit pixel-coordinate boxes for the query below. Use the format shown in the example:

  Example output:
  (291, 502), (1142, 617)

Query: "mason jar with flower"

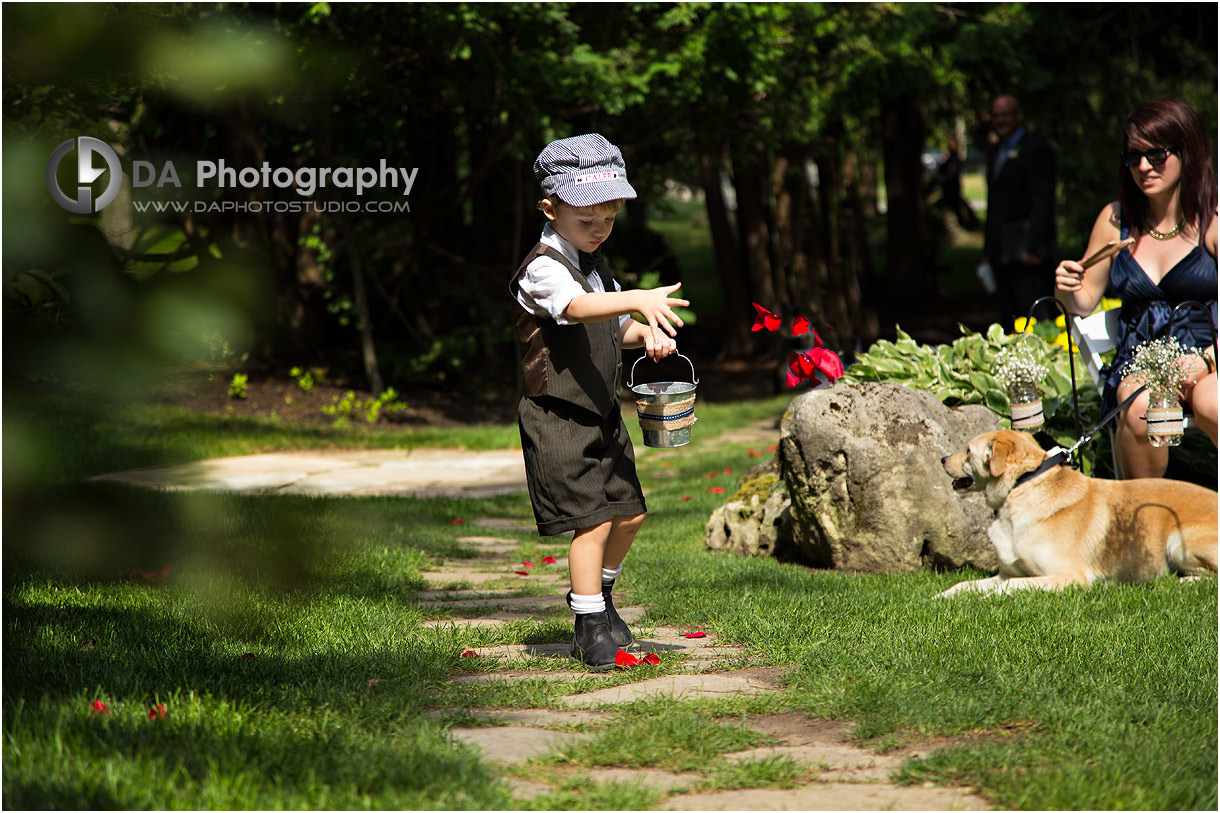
(1121, 336), (1203, 448)
(993, 342), (1048, 432)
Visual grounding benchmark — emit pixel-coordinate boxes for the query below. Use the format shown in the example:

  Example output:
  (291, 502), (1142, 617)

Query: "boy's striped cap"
(534, 134), (637, 207)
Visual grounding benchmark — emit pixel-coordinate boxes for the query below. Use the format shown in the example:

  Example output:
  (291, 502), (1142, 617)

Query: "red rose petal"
(450, 518), (464, 525)
(90, 700), (109, 716)
(461, 650), (481, 658)
(243, 652), (257, 661)
(148, 703), (166, 720)
(750, 303), (783, 332)
(615, 650), (640, 667)
(522, 561), (534, 568)
(683, 631), (708, 638)
(724, 466), (732, 474)
(542, 556), (558, 564)
(706, 471), (718, 479)
(514, 570), (530, 576)
(791, 314), (811, 336)
(642, 653), (661, 665)
(768, 444), (777, 452)
(707, 486), (724, 494)
(681, 494), (692, 500)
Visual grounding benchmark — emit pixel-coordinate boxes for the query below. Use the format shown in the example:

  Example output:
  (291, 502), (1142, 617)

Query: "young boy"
(510, 134), (688, 671)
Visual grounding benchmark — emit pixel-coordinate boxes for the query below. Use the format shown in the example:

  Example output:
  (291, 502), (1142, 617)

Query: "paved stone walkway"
(95, 420), (990, 809)
(416, 534), (988, 810)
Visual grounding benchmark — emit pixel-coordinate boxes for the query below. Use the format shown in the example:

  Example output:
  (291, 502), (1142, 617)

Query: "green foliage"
(843, 323), (1101, 460)
(226, 373), (248, 400)
(320, 387), (406, 427)
(288, 365), (322, 392)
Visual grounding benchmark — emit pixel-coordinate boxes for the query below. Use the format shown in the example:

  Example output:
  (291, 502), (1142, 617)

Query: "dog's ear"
(988, 436), (1015, 477)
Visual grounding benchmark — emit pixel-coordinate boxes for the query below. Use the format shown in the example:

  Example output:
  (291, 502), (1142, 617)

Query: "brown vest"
(509, 243), (622, 416)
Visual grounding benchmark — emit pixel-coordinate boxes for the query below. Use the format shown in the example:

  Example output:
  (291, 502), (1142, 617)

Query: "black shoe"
(571, 611), (618, 672)
(602, 579), (634, 647)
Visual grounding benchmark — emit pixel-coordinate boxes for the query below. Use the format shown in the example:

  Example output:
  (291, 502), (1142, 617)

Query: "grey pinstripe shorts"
(517, 396), (647, 536)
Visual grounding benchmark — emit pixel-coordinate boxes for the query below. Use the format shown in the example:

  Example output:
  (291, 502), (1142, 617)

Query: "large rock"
(779, 382), (1002, 572)
(704, 460), (793, 558)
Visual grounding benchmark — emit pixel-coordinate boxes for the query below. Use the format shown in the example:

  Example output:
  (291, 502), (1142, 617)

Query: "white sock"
(569, 592), (606, 614)
(601, 564), (623, 586)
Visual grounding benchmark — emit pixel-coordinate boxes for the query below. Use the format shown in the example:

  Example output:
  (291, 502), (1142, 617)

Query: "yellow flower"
(1054, 314), (1066, 329)
(1013, 317), (1036, 333)
(1098, 297), (1123, 313)
(1053, 331), (1071, 348)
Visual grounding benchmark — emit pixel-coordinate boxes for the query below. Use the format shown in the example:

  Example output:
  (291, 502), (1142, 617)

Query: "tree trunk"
(698, 143), (751, 356)
(343, 223), (384, 395)
(881, 94), (929, 301)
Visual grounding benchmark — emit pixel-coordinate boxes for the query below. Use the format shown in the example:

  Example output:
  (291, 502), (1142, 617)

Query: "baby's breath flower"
(1122, 336), (1202, 394)
(993, 342), (1047, 388)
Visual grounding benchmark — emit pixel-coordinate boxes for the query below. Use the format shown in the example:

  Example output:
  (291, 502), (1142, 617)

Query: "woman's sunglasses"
(1120, 146), (1177, 168)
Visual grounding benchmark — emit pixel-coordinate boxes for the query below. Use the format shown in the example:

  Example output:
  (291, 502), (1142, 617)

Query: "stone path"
(415, 530), (988, 810)
(95, 420), (991, 809)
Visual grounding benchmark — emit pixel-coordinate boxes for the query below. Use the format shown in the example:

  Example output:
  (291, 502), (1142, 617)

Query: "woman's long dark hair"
(1118, 100), (1217, 238)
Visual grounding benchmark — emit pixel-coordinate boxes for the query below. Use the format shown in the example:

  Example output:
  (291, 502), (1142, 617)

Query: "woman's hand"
(1054, 260), (1086, 293)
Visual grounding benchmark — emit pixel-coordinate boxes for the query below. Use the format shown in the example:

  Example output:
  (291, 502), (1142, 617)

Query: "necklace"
(1146, 217), (1185, 240)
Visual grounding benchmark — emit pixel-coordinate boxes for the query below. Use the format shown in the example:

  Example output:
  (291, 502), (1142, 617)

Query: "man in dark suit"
(984, 94), (1059, 324)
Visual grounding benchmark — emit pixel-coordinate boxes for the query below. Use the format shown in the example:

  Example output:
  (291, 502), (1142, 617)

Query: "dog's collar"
(1014, 449), (1069, 488)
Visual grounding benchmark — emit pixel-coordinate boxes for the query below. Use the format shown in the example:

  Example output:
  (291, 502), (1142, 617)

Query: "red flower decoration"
(751, 303), (782, 332)
(450, 518), (465, 525)
(681, 494), (692, 500)
(615, 650), (639, 667)
(461, 650), (481, 658)
(522, 561), (534, 568)
(90, 700), (109, 716)
(791, 313), (811, 336)
(682, 631), (708, 638)
(541, 556), (558, 564)
(707, 486), (725, 494)
(785, 335), (844, 390)
(148, 703), (166, 720)
(615, 650), (660, 668)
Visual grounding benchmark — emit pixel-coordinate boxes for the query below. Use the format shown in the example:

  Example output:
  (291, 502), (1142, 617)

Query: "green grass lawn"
(4, 393), (1217, 809)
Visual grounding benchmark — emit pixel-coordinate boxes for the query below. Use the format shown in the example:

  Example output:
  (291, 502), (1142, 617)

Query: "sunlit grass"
(4, 388), (1217, 809)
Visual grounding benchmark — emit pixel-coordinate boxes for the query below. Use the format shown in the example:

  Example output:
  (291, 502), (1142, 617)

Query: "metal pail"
(628, 353), (699, 448)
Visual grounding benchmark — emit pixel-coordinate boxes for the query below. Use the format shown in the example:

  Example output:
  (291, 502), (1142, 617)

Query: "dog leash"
(1015, 384), (1149, 487)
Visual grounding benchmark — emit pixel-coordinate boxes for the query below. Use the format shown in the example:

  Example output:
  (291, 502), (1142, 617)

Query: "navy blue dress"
(1101, 215), (1218, 413)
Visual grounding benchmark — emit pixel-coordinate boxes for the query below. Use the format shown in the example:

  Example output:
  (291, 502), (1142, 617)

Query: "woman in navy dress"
(1055, 99), (1217, 478)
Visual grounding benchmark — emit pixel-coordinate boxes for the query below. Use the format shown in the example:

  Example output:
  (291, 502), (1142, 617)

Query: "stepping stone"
(456, 642), (572, 660)
(455, 536), (523, 555)
(416, 595), (567, 610)
(585, 767), (694, 791)
(448, 726), (591, 764)
(420, 618), (512, 629)
(457, 708), (609, 727)
(451, 671), (587, 685)
(557, 668), (780, 707)
(473, 517), (541, 532)
(725, 744), (897, 774)
(663, 784), (988, 811)
(421, 570), (520, 587)
(502, 778), (550, 800)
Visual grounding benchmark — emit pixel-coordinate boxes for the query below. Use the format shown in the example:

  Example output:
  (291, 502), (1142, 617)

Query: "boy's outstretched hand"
(636, 282), (689, 338)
